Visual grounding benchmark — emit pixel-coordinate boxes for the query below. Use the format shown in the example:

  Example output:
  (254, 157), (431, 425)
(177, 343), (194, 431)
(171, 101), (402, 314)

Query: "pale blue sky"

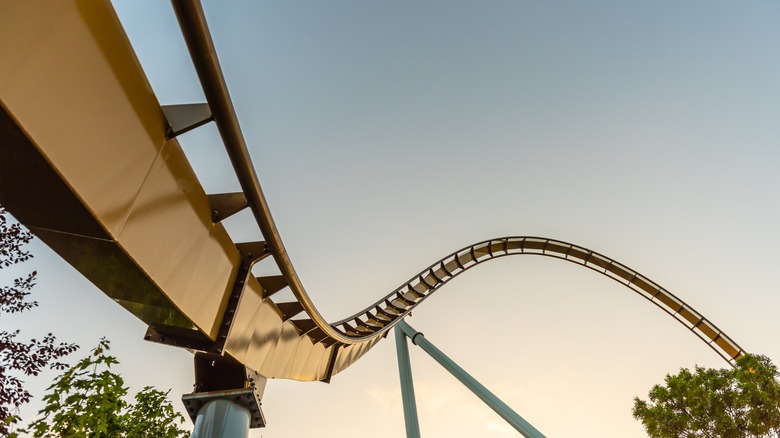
(6, 1), (780, 437)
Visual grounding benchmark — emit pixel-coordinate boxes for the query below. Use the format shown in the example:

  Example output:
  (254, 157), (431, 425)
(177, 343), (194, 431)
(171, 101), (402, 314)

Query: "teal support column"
(395, 324), (422, 438)
(190, 399), (251, 438)
(395, 320), (546, 438)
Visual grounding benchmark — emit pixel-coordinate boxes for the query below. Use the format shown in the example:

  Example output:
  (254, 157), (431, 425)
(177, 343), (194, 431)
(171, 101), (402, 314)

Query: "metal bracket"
(144, 323), (213, 351)
(183, 352), (267, 428)
(212, 241), (271, 352)
(183, 389), (265, 429)
(257, 275), (287, 299)
(207, 192), (248, 222)
(162, 103), (213, 138)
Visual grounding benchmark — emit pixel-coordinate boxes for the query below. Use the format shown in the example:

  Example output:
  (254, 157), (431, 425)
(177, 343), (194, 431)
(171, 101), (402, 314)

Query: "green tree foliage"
(0, 206), (78, 434)
(25, 338), (189, 438)
(633, 354), (780, 438)
(122, 386), (190, 438)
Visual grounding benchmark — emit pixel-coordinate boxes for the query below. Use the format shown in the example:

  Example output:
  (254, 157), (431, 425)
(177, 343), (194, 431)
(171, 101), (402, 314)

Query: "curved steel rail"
(173, 0), (744, 368)
(331, 236), (745, 365)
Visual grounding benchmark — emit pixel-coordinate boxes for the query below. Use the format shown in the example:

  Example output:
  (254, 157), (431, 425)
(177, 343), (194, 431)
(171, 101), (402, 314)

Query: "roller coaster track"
(172, 1), (745, 363)
(0, 0), (744, 383)
(332, 236), (746, 364)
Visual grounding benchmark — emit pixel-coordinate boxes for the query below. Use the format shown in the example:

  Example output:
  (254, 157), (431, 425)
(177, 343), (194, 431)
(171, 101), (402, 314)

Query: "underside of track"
(0, 0), (744, 382)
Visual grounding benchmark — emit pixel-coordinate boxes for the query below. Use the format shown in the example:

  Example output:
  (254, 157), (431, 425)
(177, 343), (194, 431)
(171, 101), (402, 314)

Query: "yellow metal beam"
(0, 0), (336, 381)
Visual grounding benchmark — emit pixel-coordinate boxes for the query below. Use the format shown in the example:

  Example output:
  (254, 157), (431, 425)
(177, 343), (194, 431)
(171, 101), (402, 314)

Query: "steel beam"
(189, 399), (251, 438)
(396, 320), (546, 438)
(395, 325), (421, 438)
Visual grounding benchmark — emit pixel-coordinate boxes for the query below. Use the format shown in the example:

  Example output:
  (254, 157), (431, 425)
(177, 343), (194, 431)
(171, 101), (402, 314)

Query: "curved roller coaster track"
(0, 0), (744, 385)
(172, 1), (745, 366)
(331, 235), (746, 365)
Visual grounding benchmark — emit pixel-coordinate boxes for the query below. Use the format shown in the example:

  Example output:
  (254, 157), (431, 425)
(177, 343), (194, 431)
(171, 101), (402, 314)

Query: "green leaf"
(633, 354), (780, 438)
(25, 339), (189, 437)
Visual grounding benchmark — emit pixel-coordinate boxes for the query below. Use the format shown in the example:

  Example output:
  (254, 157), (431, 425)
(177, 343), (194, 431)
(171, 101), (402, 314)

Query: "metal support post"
(395, 324), (421, 438)
(183, 352), (267, 437)
(395, 320), (546, 438)
(190, 399), (251, 438)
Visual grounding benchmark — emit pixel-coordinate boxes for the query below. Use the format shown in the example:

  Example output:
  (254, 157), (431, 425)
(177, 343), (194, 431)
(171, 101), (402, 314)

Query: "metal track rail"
(172, 1), (744, 367)
(171, 0), (348, 344)
(334, 236), (745, 365)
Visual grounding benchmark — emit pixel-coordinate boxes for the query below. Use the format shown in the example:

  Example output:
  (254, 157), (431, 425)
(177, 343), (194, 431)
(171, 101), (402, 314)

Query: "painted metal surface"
(168, 0), (745, 377)
(334, 236), (746, 366)
(396, 320), (547, 438)
(190, 400), (250, 438)
(0, 0), (745, 384)
(395, 325), (421, 438)
(0, 0), (237, 337)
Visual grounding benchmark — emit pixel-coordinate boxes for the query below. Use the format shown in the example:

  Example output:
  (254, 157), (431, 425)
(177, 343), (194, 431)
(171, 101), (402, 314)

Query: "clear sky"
(5, 1), (780, 437)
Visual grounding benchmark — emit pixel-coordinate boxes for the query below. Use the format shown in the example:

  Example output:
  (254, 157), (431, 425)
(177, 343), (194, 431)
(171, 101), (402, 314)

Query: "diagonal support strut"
(394, 319), (547, 438)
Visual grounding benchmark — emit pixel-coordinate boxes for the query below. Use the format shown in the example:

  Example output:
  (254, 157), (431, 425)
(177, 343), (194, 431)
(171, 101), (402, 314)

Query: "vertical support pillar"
(183, 353), (267, 437)
(190, 399), (251, 438)
(395, 324), (421, 438)
(396, 320), (546, 438)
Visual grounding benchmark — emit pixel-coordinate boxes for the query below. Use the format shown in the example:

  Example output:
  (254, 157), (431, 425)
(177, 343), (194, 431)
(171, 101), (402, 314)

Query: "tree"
(0, 206), (78, 434)
(122, 386), (190, 438)
(25, 338), (189, 438)
(633, 354), (780, 438)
